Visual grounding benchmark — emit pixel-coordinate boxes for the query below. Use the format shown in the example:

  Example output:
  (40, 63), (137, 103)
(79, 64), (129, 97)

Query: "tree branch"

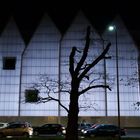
(60, 90), (70, 94)
(79, 85), (111, 95)
(75, 26), (91, 75)
(79, 42), (111, 81)
(39, 96), (69, 113)
(69, 46), (77, 76)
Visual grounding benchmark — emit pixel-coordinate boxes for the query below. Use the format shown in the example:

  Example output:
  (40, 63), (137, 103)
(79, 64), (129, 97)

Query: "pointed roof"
(0, 17), (25, 46)
(112, 16), (140, 47)
(28, 13), (61, 44)
(103, 15), (138, 51)
(63, 10), (100, 40)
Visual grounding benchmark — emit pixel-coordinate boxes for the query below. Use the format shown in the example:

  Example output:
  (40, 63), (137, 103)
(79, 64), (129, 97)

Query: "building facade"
(0, 12), (140, 126)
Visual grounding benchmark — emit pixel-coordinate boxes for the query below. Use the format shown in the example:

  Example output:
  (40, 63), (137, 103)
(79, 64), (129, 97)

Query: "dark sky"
(0, 0), (140, 43)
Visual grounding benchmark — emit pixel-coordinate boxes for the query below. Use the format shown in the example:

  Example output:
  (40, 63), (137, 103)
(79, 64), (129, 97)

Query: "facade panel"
(20, 14), (61, 116)
(0, 18), (25, 116)
(103, 16), (140, 116)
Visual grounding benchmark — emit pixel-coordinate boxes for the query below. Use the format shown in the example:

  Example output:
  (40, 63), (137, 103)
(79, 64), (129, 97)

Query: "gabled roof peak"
(1, 16), (23, 39)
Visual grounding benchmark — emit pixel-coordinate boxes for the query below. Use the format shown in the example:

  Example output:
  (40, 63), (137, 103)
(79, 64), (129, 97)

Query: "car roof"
(8, 121), (32, 125)
(0, 122), (8, 124)
(97, 124), (118, 127)
(43, 123), (62, 125)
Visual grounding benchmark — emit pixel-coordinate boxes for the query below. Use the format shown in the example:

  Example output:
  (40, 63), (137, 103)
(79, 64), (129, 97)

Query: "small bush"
(25, 89), (39, 102)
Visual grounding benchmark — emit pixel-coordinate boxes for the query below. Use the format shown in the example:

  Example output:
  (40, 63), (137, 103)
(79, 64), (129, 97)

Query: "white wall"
(20, 14), (61, 116)
(0, 18), (25, 116)
(0, 14), (139, 117)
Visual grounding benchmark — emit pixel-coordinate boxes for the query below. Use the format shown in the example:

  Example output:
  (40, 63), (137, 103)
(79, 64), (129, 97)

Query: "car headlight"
(81, 129), (84, 132)
(62, 130), (66, 134)
(29, 129), (33, 135)
(83, 130), (87, 134)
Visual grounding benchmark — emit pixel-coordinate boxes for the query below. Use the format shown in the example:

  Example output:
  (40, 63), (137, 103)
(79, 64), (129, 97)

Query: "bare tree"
(65, 26), (111, 140)
(26, 26), (111, 140)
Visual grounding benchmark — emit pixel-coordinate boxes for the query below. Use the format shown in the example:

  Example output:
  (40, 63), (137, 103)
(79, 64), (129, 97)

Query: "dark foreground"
(1, 136), (140, 140)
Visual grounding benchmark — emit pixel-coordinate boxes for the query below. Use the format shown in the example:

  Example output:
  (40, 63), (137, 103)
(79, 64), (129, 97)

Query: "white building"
(0, 12), (139, 126)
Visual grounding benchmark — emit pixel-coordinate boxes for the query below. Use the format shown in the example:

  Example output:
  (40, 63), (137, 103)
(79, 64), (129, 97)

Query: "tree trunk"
(65, 89), (79, 140)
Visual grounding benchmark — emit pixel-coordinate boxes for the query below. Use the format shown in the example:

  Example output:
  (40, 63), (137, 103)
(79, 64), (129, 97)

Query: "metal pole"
(115, 27), (121, 138)
(102, 39), (108, 118)
(18, 45), (28, 118)
(58, 37), (63, 124)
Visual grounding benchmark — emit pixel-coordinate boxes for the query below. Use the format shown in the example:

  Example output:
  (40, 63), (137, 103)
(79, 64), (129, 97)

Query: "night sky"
(0, 0), (140, 44)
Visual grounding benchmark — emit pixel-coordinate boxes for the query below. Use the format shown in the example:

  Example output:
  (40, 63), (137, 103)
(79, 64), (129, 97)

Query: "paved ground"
(123, 129), (140, 138)
(37, 129), (140, 138)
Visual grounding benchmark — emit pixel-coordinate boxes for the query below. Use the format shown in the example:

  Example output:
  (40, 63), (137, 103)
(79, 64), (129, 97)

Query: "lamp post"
(108, 25), (121, 136)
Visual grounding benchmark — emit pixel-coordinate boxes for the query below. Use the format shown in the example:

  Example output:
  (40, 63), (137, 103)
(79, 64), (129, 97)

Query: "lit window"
(3, 57), (16, 70)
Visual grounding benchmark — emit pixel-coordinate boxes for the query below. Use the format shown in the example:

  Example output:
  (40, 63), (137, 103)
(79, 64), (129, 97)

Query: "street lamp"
(108, 25), (121, 135)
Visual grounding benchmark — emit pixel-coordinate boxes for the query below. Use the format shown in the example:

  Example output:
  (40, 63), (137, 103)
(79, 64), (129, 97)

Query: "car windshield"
(94, 124), (103, 129)
(0, 124), (4, 127)
(86, 124), (92, 127)
(79, 123), (92, 127)
(42, 124), (49, 128)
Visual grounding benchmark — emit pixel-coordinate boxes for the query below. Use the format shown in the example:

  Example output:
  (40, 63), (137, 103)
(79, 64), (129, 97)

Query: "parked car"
(80, 123), (100, 134)
(33, 123), (66, 136)
(78, 123), (93, 134)
(0, 121), (33, 138)
(0, 123), (9, 129)
(82, 124), (126, 137)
